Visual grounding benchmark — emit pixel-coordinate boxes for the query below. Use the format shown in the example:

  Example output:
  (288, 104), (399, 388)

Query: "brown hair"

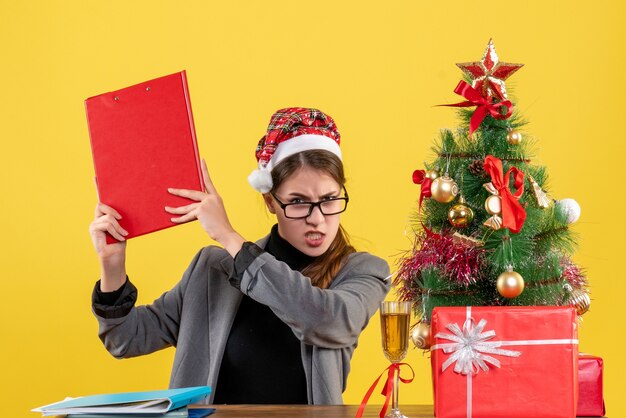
(271, 150), (356, 289)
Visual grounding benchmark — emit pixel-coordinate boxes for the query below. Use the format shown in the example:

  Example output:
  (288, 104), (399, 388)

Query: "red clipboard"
(85, 71), (203, 243)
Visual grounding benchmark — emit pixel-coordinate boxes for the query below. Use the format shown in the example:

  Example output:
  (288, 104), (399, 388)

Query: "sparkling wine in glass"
(380, 301), (411, 418)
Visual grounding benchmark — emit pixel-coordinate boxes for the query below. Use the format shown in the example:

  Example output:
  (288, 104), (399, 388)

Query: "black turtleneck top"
(212, 225), (314, 404)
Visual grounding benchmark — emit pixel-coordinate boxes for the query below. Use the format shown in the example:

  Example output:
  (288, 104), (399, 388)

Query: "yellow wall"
(1, 1), (624, 416)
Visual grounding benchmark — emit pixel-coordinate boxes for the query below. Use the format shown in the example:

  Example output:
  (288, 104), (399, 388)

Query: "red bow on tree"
(484, 155), (526, 233)
(412, 170), (432, 211)
(440, 80), (513, 137)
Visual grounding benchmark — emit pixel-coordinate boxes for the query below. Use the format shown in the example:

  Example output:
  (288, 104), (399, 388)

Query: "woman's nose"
(305, 205), (325, 225)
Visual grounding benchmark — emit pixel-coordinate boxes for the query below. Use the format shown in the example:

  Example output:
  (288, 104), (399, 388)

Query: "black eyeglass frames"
(270, 187), (349, 219)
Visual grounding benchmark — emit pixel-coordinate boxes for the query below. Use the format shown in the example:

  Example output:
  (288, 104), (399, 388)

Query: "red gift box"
(577, 354), (605, 417)
(431, 306), (578, 418)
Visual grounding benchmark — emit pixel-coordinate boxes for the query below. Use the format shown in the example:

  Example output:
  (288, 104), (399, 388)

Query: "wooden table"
(195, 404), (434, 417)
(190, 404), (606, 417)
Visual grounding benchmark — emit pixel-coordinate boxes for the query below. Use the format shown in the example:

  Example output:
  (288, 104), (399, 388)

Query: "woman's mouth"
(304, 231), (325, 247)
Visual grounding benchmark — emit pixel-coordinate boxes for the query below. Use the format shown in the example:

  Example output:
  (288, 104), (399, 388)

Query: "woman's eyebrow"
(286, 190), (340, 199)
(286, 192), (309, 198)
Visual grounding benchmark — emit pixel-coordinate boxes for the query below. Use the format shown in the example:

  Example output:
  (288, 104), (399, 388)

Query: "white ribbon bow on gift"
(434, 318), (521, 375)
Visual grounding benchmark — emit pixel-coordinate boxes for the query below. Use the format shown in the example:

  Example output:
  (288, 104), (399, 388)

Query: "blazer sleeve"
(238, 251), (391, 349)
(92, 248), (207, 359)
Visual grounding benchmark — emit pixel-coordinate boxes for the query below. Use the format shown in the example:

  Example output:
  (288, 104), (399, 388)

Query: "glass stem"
(392, 365), (399, 411)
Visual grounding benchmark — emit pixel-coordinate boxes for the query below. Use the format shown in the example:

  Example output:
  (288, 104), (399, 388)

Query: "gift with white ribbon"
(430, 306), (579, 418)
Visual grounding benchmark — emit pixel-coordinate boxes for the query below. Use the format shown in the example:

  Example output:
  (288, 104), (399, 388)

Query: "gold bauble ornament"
(496, 268), (525, 298)
(410, 322), (431, 350)
(425, 169), (439, 180)
(448, 197), (474, 228)
(430, 176), (459, 203)
(507, 130), (523, 145)
(484, 195), (502, 215)
(569, 288), (591, 315)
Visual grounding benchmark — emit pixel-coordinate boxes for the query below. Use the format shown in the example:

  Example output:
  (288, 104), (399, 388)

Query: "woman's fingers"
(103, 214), (128, 236)
(168, 187), (207, 201)
(91, 221), (127, 242)
(106, 223), (127, 241)
(201, 159), (217, 194)
(95, 202), (122, 220)
(91, 214), (128, 239)
(164, 203), (196, 214)
(170, 211), (197, 224)
(169, 158), (216, 200)
(164, 200), (200, 222)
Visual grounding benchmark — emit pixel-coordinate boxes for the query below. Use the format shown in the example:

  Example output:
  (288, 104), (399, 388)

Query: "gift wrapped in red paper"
(431, 306), (578, 418)
(577, 354), (605, 417)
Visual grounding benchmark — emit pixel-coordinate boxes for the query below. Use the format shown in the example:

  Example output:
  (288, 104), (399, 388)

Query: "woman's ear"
(263, 193), (277, 214)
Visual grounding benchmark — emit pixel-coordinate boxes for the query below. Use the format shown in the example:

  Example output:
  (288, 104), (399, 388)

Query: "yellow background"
(1, 1), (624, 416)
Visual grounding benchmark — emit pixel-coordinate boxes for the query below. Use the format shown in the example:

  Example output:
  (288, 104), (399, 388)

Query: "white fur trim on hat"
(247, 167), (273, 194)
(248, 134), (342, 193)
(270, 134), (342, 167)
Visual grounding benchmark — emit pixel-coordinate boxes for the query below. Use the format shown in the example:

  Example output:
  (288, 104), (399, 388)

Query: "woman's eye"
(290, 198), (305, 204)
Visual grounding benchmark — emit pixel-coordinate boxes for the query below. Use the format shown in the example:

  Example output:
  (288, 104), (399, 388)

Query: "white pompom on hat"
(248, 107), (342, 193)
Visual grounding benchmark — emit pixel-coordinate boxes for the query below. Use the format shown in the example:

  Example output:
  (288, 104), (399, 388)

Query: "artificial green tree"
(396, 40), (588, 348)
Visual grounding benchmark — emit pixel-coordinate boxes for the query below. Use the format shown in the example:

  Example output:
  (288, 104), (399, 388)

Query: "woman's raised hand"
(89, 202), (127, 291)
(166, 159), (245, 257)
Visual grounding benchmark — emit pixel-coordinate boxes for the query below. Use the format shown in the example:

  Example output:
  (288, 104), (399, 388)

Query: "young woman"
(89, 107), (390, 405)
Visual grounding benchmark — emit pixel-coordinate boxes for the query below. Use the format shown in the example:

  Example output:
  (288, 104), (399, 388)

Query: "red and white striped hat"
(248, 107), (342, 193)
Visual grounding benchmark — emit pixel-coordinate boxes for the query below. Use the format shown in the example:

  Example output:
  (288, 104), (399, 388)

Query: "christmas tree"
(396, 39), (589, 350)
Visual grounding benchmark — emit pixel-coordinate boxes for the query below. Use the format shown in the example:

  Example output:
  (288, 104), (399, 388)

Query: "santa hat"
(248, 107), (342, 193)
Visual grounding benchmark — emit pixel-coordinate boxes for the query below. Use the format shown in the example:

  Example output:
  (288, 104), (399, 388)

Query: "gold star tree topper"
(456, 39), (524, 101)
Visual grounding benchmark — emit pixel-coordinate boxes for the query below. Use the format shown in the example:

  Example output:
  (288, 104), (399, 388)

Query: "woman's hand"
(166, 159), (245, 257)
(89, 203), (127, 291)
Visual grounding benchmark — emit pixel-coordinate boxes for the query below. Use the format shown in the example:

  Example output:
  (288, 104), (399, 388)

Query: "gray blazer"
(94, 236), (390, 404)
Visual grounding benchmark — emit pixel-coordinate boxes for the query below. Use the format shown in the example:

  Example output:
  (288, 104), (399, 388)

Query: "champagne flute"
(380, 301), (411, 418)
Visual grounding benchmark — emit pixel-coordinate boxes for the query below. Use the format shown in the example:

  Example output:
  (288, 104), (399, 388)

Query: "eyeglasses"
(271, 187), (349, 219)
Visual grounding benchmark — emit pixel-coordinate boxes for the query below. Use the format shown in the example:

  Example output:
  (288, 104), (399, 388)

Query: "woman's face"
(263, 166), (343, 257)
